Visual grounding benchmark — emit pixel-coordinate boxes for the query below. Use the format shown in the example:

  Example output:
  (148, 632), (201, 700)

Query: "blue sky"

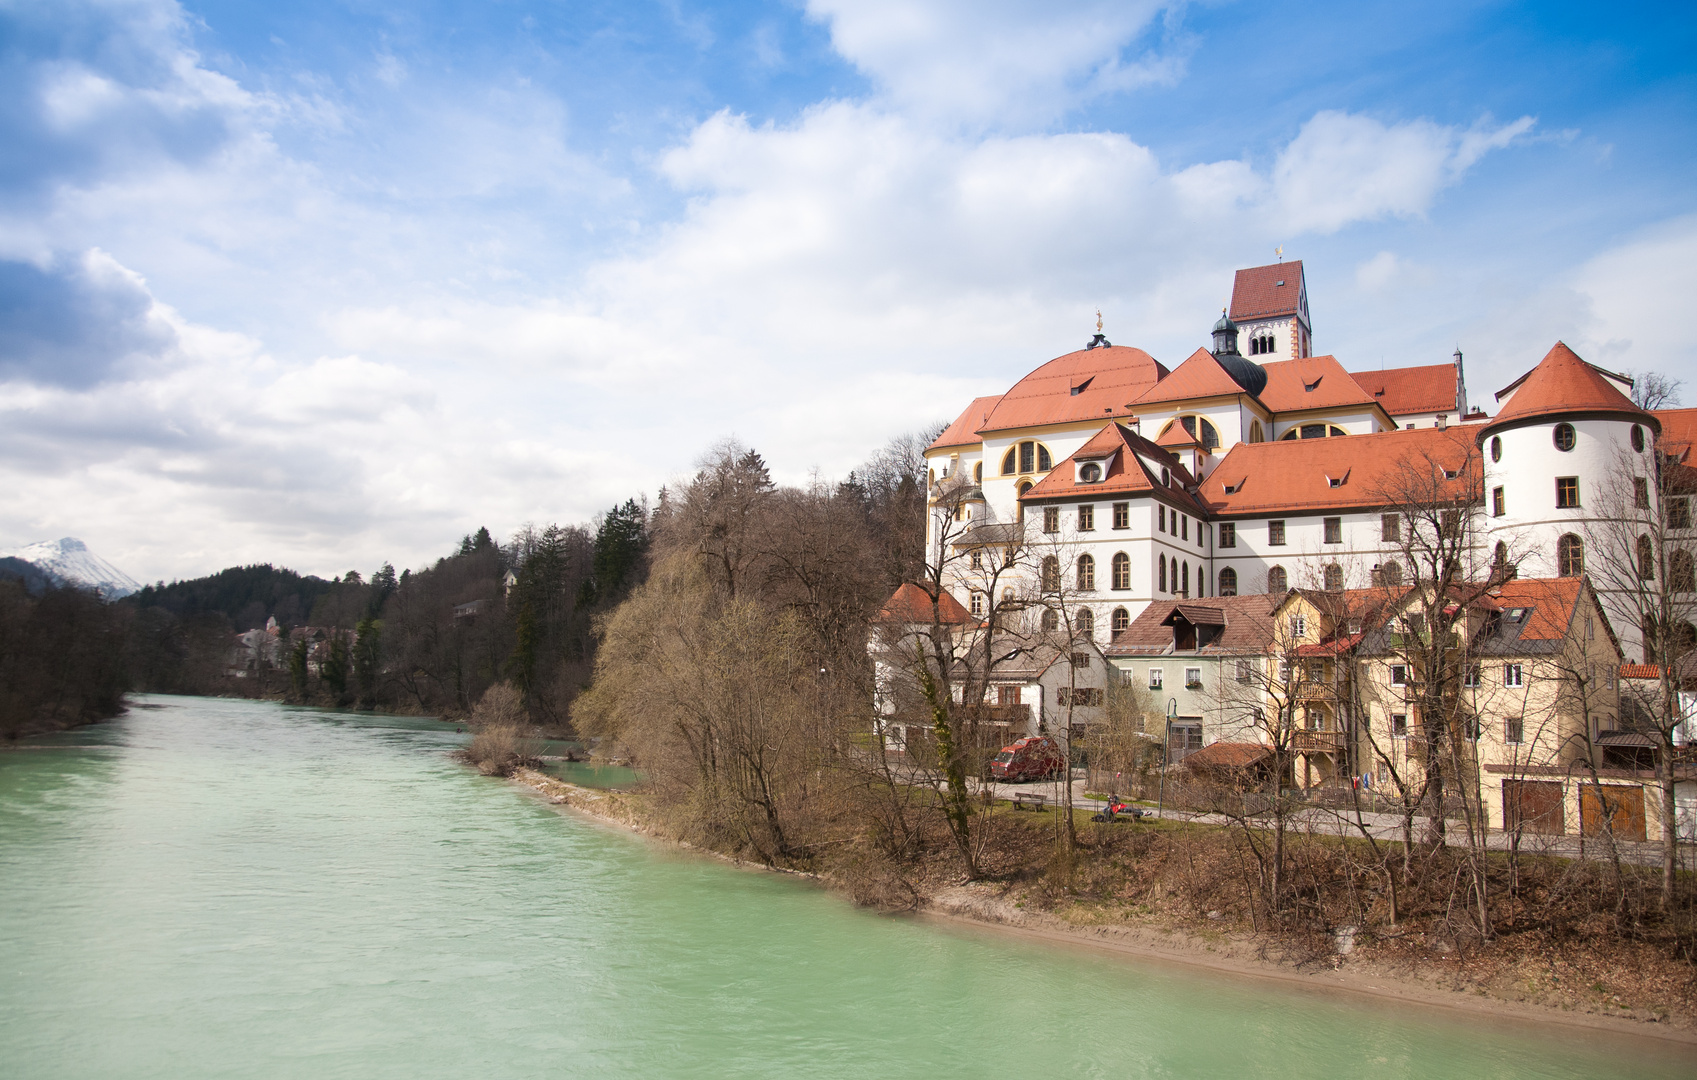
(1, 0), (1693, 582)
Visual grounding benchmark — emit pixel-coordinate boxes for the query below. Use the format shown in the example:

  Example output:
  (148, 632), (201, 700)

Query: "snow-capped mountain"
(0, 538), (142, 598)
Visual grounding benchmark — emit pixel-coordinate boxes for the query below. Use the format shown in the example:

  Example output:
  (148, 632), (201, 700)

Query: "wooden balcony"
(1292, 730), (1347, 754)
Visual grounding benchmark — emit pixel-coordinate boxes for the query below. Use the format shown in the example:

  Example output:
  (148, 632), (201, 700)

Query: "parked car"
(990, 736), (1066, 782)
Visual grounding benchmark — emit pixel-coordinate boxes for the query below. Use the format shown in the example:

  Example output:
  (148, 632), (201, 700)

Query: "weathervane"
(1095, 309), (1103, 334)
(1275, 245), (1284, 262)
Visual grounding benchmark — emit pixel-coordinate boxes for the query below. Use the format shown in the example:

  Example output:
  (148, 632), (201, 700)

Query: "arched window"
(1077, 554), (1095, 590)
(1638, 534), (1656, 580)
(1076, 607), (1094, 635)
(1280, 429), (1298, 441)
(1677, 621), (1697, 656)
(974, 461), (982, 482)
(1218, 567), (1238, 596)
(1382, 561), (1403, 587)
(1672, 548), (1695, 592)
(1001, 447), (1017, 475)
(1324, 564), (1343, 591)
(1041, 608), (1059, 631)
(1558, 534), (1584, 577)
(1040, 556), (1061, 592)
(1038, 444), (1052, 471)
(1553, 423), (1576, 452)
(1249, 421), (1265, 443)
(1268, 565), (1287, 594)
(1158, 554), (1167, 593)
(1007, 440), (1053, 475)
(1181, 561), (1190, 595)
(1632, 424), (1646, 452)
(1017, 480), (1032, 497)
(1177, 415), (1221, 450)
(1644, 613), (1659, 659)
(1111, 607), (1130, 633)
(1111, 552), (1130, 590)
(1490, 435), (1501, 462)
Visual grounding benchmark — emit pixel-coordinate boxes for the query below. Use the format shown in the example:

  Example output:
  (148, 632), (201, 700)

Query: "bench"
(1011, 792), (1048, 811)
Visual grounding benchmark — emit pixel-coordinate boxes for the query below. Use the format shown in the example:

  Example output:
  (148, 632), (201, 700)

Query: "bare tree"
(1583, 432), (1697, 904)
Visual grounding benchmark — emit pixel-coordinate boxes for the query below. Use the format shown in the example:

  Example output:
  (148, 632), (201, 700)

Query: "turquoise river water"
(1, 695), (1690, 1079)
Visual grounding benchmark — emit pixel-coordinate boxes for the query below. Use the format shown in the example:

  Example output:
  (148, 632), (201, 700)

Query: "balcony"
(1292, 730), (1347, 754)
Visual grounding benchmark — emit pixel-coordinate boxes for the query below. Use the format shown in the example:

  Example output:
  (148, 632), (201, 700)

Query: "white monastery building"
(920, 260), (1693, 662)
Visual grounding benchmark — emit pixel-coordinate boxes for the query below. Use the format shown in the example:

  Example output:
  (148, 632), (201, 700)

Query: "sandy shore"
(507, 767), (1697, 1047)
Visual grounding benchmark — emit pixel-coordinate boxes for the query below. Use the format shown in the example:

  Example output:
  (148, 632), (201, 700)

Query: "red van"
(991, 736), (1066, 782)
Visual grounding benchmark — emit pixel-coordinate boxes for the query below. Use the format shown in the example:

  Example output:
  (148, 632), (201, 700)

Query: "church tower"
(1230, 260), (1311, 360)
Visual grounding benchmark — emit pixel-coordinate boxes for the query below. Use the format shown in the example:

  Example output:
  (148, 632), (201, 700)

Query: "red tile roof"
(978, 346), (1168, 434)
(1021, 423), (1206, 513)
(1654, 407), (1697, 460)
(1229, 261), (1305, 322)
(929, 396), (1002, 451)
(1348, 363), (1458, 417)
(1132, 347), (1255, 407)
(877, 583), (975, 625)
(1259, 355), (1380, 413)
(1483, 577), (1583, 642)
(1485, 343), (1654, 432)
(1619, 663), (1664, 680)
(1203, 426), (1475, 515)
(1108, 594), (1279, 655)
(1154, 421), (1202, 448)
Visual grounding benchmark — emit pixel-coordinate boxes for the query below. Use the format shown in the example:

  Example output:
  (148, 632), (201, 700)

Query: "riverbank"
(507, 767), (1697, 1042)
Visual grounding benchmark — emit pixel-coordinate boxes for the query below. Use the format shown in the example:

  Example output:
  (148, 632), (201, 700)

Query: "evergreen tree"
(289, 636), (309, 700)
(321, 634), (350, 699)
(580, 499), (648, 608)
(353, 617), (382, 709)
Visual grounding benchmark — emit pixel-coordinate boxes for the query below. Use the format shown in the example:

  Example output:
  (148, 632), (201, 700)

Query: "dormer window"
(1079, 462), (1103, 483)
(1304, 376), (1322, 392)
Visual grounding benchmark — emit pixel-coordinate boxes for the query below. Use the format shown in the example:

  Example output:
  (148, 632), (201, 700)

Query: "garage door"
(1580, 783), (1647, 842)
(1503, 780), (1564, 836)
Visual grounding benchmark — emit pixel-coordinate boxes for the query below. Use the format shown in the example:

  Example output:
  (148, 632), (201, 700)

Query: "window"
(1178, 415), (1221, 450)
(1278, 660), (1291, 682)
(1113, 502), (1129, 529)
(1018, 480), (1032, 497)
(1148, 667), (1163, 689)
(1218, 567), (1238, 596)
(1324, 564), (1343, 591)
(1558, 534), (1583, 577)
(1267, 565), (1287, 594)
(1464, 663), (1481, 688)
(1490, 436), (1502, 462)
(1380, 561), (1402, 587)
(1181, 561), (1189, 595)
(1268, 519), (1286, 545)
(1635, 477), (1650, 510)
(997, 686), (1020, 706)
(1021, 442), (1034, 473)
(1672, 549), (1695, 592)
(1041, 556), (1060, 592)
(1181, 516), (1189, 540)
(1390, 664), (1409, 686)
(1440, 509), (1460, 538)
(1076, 607), (1094, 634)
(1306, 660), (1325, 682)
(1158, 555), (1167, 592)
(1158, 506), (1166, 532)
(1236, 660), (1253, 684)
(969, 592), (985, 617)
(1079, 462), (1102, 483)
(1553, 423), (1576, 452)
(1505, 717), (1523, 744)
(1185, 667), (1203, 689)
(1111, 607), (1130, 633)
(1291, 615), (1307, 637)
(969, 549), (982, 569)
(1463, 715), (1481, 742)
(1391, 712), (1408, 737)
(1249, 420), (1265, 443)
(1632, 424), (1645, 452)
(1669, 497), (1691, 530)
(1041, 608), (1059, 631)
(1111, 552), (1130, 590)
(1219, 523), (1236, 548)
(1078, 504), (1095, 531)
(1381, 513), (1399, 542)
(1301, 423), (1326, 439)
(1043, 506), (1059, 533)
(1493, 487), (1505, 517)
(974, 462), (982, 482)
(1077, 554), (1096, 590)
(1638, 534), (1656, 580)
(1323, 517), (1342, 543)
(1504, 663), (1523, 687)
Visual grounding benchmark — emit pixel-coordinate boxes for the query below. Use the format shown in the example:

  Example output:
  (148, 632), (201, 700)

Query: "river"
(1, 696), (1688, 1078)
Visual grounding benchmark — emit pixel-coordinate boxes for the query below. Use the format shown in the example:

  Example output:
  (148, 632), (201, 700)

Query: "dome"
(1208, 310), (1267, 396)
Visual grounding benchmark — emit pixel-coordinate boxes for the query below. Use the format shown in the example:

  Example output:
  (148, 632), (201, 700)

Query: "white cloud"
(1568, 213), (1697, 383)
(1273, 111), (1535, 234)
(804, 0), (1185, 125)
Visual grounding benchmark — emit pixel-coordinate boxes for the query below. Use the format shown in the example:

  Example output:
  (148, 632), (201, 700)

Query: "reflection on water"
(541, 759), (640, 789)
(0, 695), (1689, 1080)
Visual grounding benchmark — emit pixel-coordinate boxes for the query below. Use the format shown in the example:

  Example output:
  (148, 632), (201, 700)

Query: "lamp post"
(1157, 697), (1178, 819)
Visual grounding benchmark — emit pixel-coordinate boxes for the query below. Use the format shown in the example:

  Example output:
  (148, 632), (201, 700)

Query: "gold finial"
(1095, 309), (1103, 334)
(1275, 245), (1284, 262)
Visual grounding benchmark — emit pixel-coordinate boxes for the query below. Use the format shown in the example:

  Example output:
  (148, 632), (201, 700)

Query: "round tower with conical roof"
(1478, 342), (1658, 654)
